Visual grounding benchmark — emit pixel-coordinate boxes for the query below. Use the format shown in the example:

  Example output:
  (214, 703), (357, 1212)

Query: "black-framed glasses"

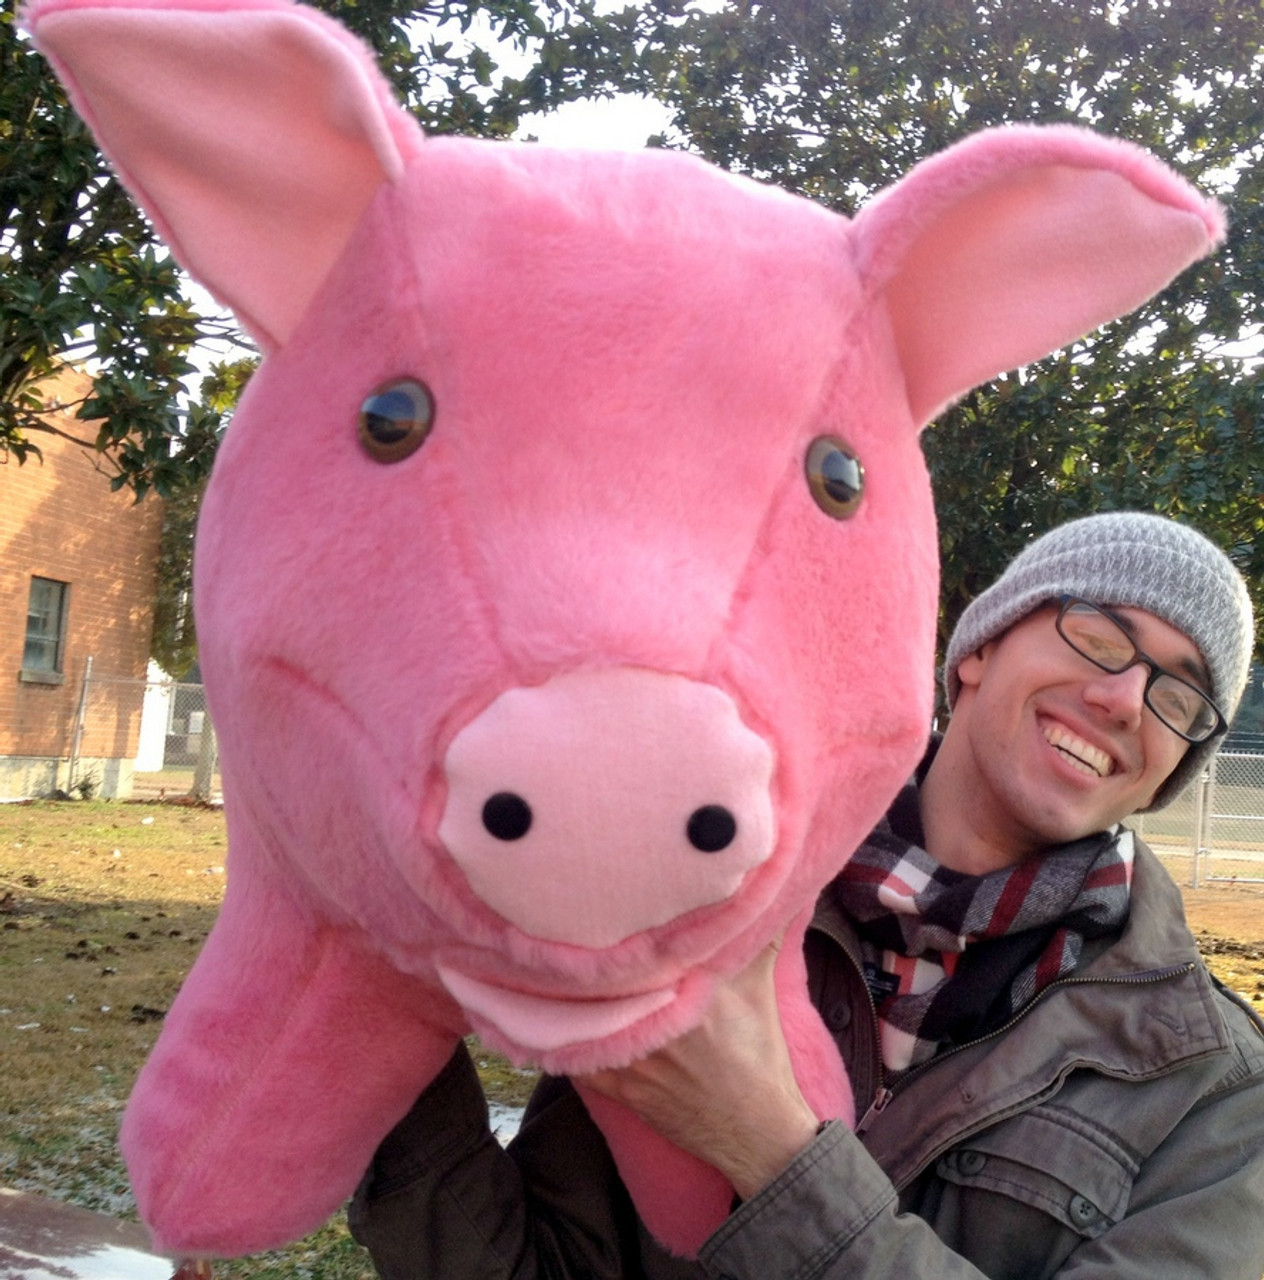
(1055, 596), (1226, 744)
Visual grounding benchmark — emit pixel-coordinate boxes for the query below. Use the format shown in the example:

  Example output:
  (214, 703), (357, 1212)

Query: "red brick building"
(0, 372), (163, 798)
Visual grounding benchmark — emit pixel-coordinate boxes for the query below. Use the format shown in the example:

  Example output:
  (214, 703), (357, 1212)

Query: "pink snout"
(438, 668), (777, 948)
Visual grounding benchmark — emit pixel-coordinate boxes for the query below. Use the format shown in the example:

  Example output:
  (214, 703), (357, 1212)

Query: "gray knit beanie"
(944, 512), (1255, 810)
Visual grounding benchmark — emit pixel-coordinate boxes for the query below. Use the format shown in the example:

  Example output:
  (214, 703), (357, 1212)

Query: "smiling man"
(352, 512), (1264, 1280)
(927, 511), (1249, 872)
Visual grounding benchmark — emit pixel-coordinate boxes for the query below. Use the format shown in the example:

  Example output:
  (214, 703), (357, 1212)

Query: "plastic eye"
(805, 436), (864, 518)
(482, 792), (533, 842)
(358, 378), (434, 463)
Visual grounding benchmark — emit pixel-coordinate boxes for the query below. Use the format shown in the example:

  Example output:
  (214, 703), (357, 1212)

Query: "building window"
(23, 576), (69, 676)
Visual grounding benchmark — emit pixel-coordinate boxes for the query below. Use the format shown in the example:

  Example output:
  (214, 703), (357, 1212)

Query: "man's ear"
(955, 644), (993, 692)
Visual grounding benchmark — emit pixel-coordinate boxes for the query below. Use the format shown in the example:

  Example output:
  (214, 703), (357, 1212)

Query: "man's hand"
(579, 937), (820, 1201)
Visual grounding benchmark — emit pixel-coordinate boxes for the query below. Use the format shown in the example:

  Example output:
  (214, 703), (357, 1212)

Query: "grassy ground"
(4, 801), (1263, 1277)
(0, 800), (537, 1277)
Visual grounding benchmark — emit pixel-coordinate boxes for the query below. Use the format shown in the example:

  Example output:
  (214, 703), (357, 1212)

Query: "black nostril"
(482, 792), (533, 842)
(686, 805), (737, 853)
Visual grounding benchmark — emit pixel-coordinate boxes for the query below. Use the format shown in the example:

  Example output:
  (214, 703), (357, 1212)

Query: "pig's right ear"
(851, 126), (1224, 428)
(26, 0), (422, 349)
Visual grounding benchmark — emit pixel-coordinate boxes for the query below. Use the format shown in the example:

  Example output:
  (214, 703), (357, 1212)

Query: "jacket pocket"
(935, 1103), (1138, 1240)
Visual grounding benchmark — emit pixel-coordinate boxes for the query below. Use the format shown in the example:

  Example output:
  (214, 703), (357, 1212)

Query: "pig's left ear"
(25, 0), (423, 350)
(853, 125), (1225, 426)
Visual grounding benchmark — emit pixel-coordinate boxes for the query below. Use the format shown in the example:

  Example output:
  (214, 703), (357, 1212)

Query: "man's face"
(952, 602), (1198, 854)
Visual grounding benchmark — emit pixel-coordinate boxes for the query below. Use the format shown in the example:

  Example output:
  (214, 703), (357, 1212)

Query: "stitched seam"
(797, 1179), (895, 1280)
(703, 1124), (895, 1277)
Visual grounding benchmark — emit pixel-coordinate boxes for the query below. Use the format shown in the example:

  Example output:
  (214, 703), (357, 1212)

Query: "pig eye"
(805, 436), (864, 519)
(358, 378), (434, 463)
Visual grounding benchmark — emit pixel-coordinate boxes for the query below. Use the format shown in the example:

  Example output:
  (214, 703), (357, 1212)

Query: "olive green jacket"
(350, 839), (1264, 1279)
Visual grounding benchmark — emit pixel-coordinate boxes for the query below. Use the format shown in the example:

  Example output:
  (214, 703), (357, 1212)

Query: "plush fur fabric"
(27, 0), (1223, 1258)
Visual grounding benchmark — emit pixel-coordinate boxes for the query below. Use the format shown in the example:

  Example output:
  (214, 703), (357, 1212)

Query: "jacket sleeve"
(349, 1055), (980, 1280)
(348, 1043), (658, 1279)
(702, 998), (1264, 1280)
(698, 1121), (993, 1280)
(351, 1009), (1264, 1280)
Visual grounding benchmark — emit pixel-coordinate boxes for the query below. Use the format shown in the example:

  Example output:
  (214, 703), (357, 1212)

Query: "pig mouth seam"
(437, 965), (678, 1052)
(438, 966), (674, 1007)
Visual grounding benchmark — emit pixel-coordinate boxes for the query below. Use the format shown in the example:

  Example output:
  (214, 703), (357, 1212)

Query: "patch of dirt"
(1181, 883), (1264, 1004)
(1182, 883), (1264, 945)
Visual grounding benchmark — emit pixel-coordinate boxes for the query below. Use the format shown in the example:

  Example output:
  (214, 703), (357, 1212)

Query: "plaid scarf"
(832, 757), (1134, 1076)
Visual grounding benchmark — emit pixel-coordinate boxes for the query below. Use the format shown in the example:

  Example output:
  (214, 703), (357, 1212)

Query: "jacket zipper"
(854, 1086), (894, 1136)
(894, 958), (1198, 1094)
(810, 914), (1197, 1140)
(874, 960), (1201, 1184)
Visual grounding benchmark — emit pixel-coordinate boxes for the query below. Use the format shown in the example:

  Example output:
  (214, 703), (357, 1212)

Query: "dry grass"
(0, 799), (534, 1278)
(5, 800), (1262, 1278)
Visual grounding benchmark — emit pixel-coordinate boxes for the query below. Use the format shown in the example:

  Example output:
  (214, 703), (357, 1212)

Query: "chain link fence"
(1134, 750), (1264, 887)
(57, 670), (1264, 860)
(66, 667), (220, 801)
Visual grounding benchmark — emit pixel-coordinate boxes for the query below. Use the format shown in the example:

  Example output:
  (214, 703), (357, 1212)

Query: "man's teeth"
(1044, 725), (1113, 778)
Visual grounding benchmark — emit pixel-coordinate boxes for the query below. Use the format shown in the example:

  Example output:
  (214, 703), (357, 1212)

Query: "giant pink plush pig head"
(29, 0), (1223, 1261)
